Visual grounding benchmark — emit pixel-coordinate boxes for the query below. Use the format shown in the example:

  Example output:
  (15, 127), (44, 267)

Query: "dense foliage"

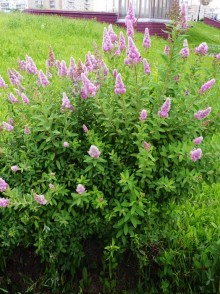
(0, 4), (220, 293)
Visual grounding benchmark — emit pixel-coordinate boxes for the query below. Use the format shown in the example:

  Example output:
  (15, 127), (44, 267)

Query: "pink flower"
(144, 142), (151, 150)
(58, 60), (68, 76)
(140, 109), (147, 121)
(61, 92), (74, 110)
(195, 42), (208, 55)
(108, 24), (118, 43)
(114, 47), (121, 57)
(26, 55), (38, 74)
(126, 20), (134, 39)
(0, 198), (10, 207)
(0, 178), (9, 192)
(164, 45), (170, 55)
(125, 1), (137, 25)
(143, 28), (151, 49)
(18, 58), (26, 71)
(113, 69), (118, 78)
(85, 52), (93, 72)
(179, 3), (188, 29)
(194, 107), (211, 120)
(119, 31), (126, 50)
(115, 73), (126, 95)
(49, 183), (54, 190)
(80, 88), (88, 100)
(199, 79), (215, 94)
(21, 93), (30, 104)
(38, 70), (49, 87)
(3, 122), (14, 132)
(180, 47), (189, 58)
(11, 165), (19, 172)
(68, 57), (77, 79)
(47, 47), (55, 67)
(50, 172), (55, 177)
(88, 145), (101, 159)
(101, 61), (109, 76)
(76, 184), (86, 195)
(102, 27), (114, 52)
(83, 124), (89, 133)
(158, 98), (171, 118)
(81, 73), (97, 97)
(143, 58), (151, 74)
(124, 37), (142, 65)
(0, 76), (7, 88)
(63, 141), (69, 147)
(24, 126), (31, 135)
(8, 69), (21, 86)
(190, 148), (202, 162)
(34, 193), (47, 205)
(215, 53), (220, 60)
(8, 93), (18, 104)
(193, 136), (203, 145)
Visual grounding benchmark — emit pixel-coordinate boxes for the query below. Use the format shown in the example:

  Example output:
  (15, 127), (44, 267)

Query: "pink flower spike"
(179, 3), (188, 29)
(83, 124), (89, 133)
(76, 184), (86, 195)
(164, 45), (170, 55)
(113, 69), (118, 78)
(144, 142), (151, 150)
(0, 76), (7, 88)
(195, 42), (208, 55)
(193, 136), (203, 145)
(115, 73), (126, 95)
(24, 126), (31, 135)
(124, 37), (142, 65)
(0, 198), (10, 207)
(49, 183), (54, 190)
(140, 109), (147, 121)
(143, 28), (151, 49)
(143, 58), (151, 74)
(102, 27), (114, 52)
(38, 70), (49, 87)
(126, 20), (134, 39)
(8, 93), (18, 104)
(11, 165), (19, 172)
(61, 92), (74, 110)
(21, 93), (30, 104)
(190, 148), (202, 162)
(26, 55), (38, 74)
(119, 31), (126, 50)
(108, 24), (118, 43)
(58, 60), (68, 76)
(81, 73), (97, 97)
(34, 193), (47, 205)
(199, 79), (215, 94)
(0, 178), (9, 192)
(88, 145), (101, 159)
(194, 107), (211, 120)
(3, 122), (14, 132)
(63, 141), (69, 148)
(180, 47), (189, 58)
(125, 1), (137, 25)
(158, 98), (171, 118)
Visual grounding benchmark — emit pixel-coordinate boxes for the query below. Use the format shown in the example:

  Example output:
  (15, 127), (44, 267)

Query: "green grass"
(0, 12), (166, 76)
(187, 21), (220, 53)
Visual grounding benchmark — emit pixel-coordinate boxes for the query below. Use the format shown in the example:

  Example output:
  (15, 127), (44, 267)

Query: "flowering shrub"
(0, 2), (220, 292)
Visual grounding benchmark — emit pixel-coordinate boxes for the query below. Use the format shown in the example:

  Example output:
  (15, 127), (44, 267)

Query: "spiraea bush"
(0, 2), (220, 292)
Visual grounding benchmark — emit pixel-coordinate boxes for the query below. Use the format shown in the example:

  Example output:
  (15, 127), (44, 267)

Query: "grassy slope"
(187, 21), (220, 52)
(0, 12), (166, 76)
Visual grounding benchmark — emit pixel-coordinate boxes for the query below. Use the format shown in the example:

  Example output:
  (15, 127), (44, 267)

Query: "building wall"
(118, 0), (174, 19)
(27, 0), (94, 10)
